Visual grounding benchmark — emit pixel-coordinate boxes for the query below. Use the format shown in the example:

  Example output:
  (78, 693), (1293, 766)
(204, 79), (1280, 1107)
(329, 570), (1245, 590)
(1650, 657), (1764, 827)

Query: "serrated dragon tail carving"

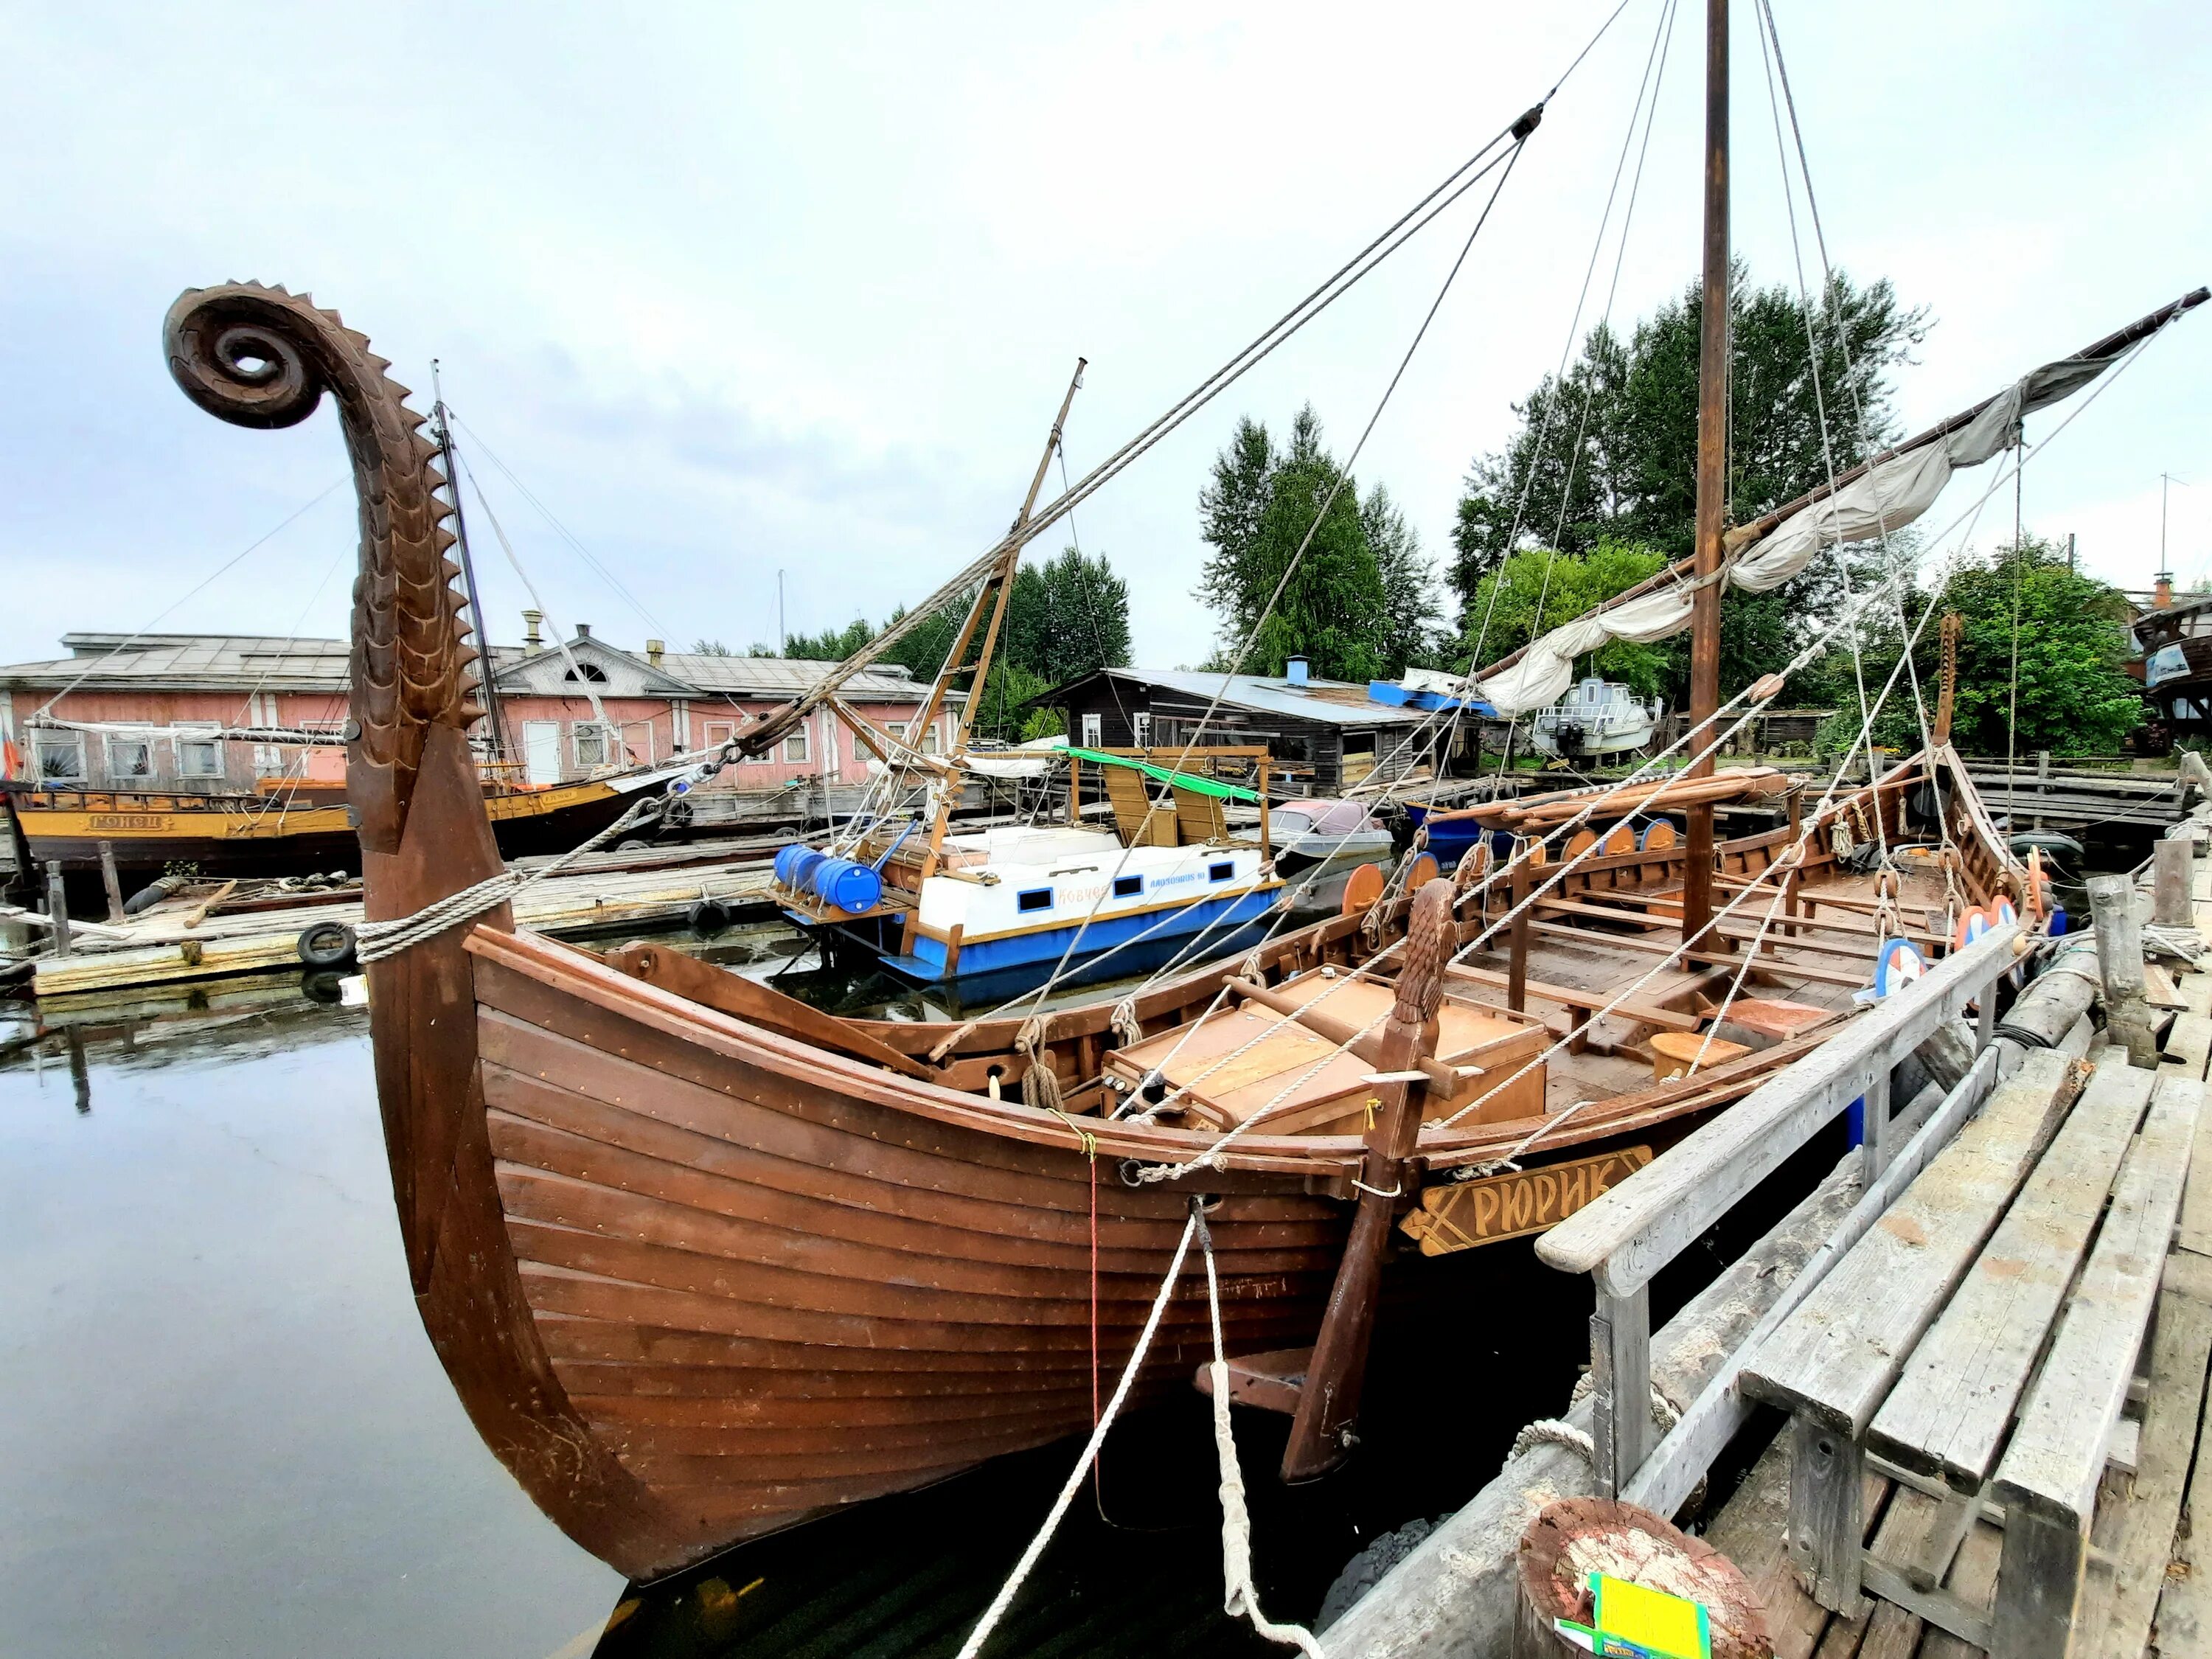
(164, 282), (477, 853)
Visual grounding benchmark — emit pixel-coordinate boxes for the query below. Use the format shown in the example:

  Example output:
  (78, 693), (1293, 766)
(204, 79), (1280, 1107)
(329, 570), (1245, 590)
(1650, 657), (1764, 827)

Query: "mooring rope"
(953, 1208), (1200, 1659)
(1197, 1207), (1327, 1657)
(353, 796), (662, 964)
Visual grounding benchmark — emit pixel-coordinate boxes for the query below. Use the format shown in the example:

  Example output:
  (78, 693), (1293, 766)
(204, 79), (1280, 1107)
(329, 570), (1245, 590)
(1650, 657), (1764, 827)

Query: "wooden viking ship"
(160, 279), (2052, 1579)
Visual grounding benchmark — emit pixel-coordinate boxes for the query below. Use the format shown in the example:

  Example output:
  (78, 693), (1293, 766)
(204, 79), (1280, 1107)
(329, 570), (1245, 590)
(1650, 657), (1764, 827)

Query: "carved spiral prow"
(165, 283), (483, 852)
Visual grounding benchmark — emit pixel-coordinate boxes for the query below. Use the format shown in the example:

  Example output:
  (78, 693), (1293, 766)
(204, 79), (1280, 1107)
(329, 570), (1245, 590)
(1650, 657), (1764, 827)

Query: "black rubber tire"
(296, 919), (358, 970)
(615, 838), (653, 852)
(689, 898), (730, 934)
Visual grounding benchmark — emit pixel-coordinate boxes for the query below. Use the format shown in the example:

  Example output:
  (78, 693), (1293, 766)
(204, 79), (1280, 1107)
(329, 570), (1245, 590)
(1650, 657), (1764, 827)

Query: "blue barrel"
(810, 856), (883, 915)
(775, 844), (832, 897)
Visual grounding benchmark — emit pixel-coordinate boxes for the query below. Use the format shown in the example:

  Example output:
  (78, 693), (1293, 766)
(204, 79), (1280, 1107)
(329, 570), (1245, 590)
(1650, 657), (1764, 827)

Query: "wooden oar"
(602, 941), (941, 1082)
(1280, 876), (1454, 1482)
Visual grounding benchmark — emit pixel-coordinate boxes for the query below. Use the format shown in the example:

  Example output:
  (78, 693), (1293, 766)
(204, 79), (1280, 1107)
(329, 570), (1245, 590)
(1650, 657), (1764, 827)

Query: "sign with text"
(1400, 1146), (1653, 1255)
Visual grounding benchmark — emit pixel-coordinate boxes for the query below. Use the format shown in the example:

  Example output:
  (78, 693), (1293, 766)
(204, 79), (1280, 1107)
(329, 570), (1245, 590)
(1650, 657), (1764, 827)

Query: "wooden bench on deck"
(1737, 1051), (2205, 1656)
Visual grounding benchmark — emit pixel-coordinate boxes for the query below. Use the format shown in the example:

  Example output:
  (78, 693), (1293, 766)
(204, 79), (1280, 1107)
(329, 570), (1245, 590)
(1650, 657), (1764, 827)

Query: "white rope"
(1198, 1210), (1326, 1658)
(1506, 1378), (1680, 1467)
(953, 1209), (1200, 1659)
(353, 795), (661, 964)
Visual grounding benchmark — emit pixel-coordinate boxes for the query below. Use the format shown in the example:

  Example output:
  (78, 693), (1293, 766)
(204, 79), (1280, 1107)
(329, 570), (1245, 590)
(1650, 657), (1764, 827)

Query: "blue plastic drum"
(810, 856), (884, 915)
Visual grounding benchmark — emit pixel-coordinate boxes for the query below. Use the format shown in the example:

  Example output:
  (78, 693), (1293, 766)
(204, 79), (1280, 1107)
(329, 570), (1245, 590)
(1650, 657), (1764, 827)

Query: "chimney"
(576, 622), (593, 639)
(1285, 655), (1310, 687)
(646, 639), (665, 668)
(2157, 577), (2174, 610)
(521, 609), (543, 653)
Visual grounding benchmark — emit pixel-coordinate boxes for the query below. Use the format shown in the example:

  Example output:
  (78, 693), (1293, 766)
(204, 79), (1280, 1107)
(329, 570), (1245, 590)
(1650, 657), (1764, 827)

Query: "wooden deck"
(1702, 874), (2212, 1658)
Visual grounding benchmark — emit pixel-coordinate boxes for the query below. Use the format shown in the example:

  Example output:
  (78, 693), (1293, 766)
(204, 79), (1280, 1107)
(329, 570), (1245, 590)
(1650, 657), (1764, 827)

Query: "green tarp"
(1062, 746), (1262, 803)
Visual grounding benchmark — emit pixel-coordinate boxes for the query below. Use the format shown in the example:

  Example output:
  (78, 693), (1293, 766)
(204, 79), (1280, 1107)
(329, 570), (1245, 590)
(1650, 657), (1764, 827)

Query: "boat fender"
(296, 919), (358, 970)
(689, 898), (731, 933)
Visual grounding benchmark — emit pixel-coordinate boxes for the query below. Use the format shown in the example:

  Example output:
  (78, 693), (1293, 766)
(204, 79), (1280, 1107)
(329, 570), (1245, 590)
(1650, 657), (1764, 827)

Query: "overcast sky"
(5, 1), (2208, 676)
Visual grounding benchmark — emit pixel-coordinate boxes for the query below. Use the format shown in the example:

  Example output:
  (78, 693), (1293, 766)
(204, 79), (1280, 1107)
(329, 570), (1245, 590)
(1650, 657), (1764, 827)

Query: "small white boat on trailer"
(1530, 675), (1661, 759)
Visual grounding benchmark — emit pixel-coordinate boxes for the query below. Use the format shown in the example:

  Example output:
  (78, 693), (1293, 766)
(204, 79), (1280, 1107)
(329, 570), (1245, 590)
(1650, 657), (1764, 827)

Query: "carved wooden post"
(1590, 1280), (1652, 1498)
(1281, 877), (1451, 1481)
(2087, 872), (2157, 1068)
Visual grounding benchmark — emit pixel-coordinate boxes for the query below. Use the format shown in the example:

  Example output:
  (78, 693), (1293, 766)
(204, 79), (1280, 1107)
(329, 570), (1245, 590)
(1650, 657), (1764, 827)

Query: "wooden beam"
(1445, 962), (1703, 1032)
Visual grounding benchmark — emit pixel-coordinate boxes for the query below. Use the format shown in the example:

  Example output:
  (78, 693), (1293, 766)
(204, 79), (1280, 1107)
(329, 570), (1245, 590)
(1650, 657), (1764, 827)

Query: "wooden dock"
(15, 841), (784, 999)
(1321, 844), (2212, 1657)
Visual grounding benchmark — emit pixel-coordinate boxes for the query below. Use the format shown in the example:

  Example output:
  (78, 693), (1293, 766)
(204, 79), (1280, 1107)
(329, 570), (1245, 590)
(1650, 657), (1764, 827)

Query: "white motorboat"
(1530, 675), (1661, 759)
(1266, 796), (1394, 870)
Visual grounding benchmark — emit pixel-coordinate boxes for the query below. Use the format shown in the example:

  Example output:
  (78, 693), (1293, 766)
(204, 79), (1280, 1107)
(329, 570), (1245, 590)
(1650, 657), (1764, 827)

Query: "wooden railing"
(1534, 920), (2022, 1513)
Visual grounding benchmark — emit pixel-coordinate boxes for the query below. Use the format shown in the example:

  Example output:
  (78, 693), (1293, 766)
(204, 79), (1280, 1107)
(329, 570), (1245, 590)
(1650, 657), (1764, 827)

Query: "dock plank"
(1739, 1051), (2074, 1436)
(1867, 1063), (2152, 1489)
(1995, 1076), (2205, 1531)
(2084, 1250), (2212, 1659)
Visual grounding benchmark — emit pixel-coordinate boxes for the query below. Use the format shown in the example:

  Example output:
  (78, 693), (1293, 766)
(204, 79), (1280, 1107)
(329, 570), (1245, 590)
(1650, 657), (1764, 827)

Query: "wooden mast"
(906, 359), (1086, 879)
(1680, 0), (1731, 954)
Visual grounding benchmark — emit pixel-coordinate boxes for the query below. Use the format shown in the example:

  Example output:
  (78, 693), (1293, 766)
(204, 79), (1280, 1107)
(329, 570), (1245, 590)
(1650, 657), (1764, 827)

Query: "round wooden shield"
(1994, 897), (2018, 928)
(1602, 823), (1638, 857)
(1403, 852), (1440, 891)
(1341, 861), (1385, 916)
(1952, 905), (1992, 952)
(1876, 937), (1928, 998)
(1638, 818), (1679, 851)
(1565, 829), (1599, 863)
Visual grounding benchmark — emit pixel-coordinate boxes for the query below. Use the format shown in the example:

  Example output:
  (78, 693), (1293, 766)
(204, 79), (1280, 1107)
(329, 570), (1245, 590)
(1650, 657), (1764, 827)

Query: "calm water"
(2, 932), (1781, 1658)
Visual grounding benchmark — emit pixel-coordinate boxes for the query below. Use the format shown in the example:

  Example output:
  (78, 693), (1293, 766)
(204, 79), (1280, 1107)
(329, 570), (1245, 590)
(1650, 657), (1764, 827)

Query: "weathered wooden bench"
(1736, 1051), (2204, 1656)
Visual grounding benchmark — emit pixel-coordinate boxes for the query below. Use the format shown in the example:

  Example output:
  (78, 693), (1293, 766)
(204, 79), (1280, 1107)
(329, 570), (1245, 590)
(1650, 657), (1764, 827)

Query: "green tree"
(1361, 483), (1444, 674)
(1450, 268), (1924, 700)
(1866, 537), (2141, 756)
(1194, 406), (1391, 681)
(776, 618), (875, 661)
(692, 638), (736, 656)
(1036, 546), (1133, 684)
(1461, 541), (1672, 700)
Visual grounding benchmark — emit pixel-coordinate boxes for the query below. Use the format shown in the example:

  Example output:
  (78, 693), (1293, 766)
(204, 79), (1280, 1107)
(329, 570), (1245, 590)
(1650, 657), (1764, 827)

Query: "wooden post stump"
(1514, 1497), (1770, 1659)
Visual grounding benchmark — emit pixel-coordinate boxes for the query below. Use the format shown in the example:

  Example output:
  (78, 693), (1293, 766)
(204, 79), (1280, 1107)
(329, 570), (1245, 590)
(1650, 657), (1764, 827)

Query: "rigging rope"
(352, 795), (662, 964)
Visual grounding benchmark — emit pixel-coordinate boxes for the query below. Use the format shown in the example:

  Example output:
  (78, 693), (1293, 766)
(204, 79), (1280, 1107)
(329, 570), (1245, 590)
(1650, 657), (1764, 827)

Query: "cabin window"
(1132, 712), (1152, 748)
(35, 735), (83, 782)
(920, 723), (941, 755)
(563, 663), (609, 684)
(1080, 713), (1103, 748)
(1113, 874), (1144, 898)
(1018, 887), (1054, 914)
(886, 722), (907, 742)
(574, 723), (611, 768)
(105, 736), (153, 779)
(175, 725), (223, 777)
(702, 720), (735, 751)
(783, 728), (810, 763)
(1208, 861), (1234, 883)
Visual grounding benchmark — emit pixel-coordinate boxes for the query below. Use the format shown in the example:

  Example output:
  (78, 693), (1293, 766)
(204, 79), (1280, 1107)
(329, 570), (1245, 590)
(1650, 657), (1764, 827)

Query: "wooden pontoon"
(162, 282), (2031, 1581)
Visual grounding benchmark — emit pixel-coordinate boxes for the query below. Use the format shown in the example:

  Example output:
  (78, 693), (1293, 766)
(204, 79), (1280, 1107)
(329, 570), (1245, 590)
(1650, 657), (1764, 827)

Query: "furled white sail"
(1467, 343), (2152, 717)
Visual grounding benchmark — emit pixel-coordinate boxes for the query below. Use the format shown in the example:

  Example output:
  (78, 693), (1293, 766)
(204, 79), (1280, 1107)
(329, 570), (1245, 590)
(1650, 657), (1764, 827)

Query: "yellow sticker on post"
(1551, 1572), (1712, 1659)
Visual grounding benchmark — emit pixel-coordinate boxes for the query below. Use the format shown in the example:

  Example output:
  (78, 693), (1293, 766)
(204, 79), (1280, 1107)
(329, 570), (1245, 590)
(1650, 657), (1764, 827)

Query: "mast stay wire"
(1753, 0), (1935, 754)
(761, 1), (1652, 758)
(1133, 327), (2165, 1177)
(457, 456), (631, 765)
(995, 127), (1539, 1025)
(31, 477), (348, 723)
(1462, 0), (1677, 715)
(1747, 1), (1902, 877)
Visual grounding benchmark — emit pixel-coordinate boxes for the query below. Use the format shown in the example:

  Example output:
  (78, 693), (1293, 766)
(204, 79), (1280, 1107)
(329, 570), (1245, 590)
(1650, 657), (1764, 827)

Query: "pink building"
(0, 622), (951, 793)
